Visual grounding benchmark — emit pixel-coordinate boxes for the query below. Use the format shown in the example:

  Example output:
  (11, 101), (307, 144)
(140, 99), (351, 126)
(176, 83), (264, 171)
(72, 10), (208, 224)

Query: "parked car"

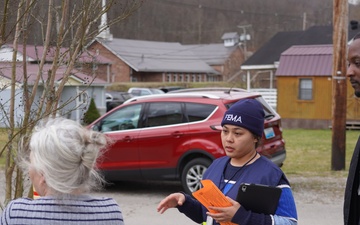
(128, 87), (164, 96)
(105, 92), (133, 112)
(159, 86), (184, 93)
(89, 90), (286, 194)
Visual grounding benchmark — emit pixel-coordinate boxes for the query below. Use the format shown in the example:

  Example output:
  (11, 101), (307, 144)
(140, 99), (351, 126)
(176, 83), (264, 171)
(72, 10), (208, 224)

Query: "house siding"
(278, 75), (360, 129)
(222, 48), (243, 81)
(88, 42), (132, 83)
(132, 71), (163, 82)
(79, 63), (111, 83)
(347, 83), (360, 121)
(275, 44), (360, 129)
(277, 76), (333, 129)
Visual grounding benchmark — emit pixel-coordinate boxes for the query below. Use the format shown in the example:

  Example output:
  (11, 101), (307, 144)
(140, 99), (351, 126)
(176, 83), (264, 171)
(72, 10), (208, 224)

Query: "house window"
(203, 75), (207, 82)
(167, 74), (172, 82)
(298, 78), (313, 100)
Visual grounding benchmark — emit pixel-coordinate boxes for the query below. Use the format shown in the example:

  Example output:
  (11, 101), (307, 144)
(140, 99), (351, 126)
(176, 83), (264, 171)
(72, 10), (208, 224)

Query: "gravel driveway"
(0, 174), (346, 225)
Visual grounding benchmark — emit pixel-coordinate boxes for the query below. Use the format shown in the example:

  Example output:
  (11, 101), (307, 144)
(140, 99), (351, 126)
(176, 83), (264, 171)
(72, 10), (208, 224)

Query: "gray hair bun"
(29, 117), (108, 195)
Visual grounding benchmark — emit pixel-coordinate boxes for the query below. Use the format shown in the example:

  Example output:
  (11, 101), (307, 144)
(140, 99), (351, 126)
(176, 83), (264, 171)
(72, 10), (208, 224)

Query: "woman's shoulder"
(79, 195), (120, 206)
(7, 195), (119, 207)
(2, 196), (123, 225)
(257, 156), (282, 170)
(207, 156), (229, 169)
(7, 197), (36, 206)
(212, 156), (229, 164)
(3, 197), (41, 215)
(203, 156), (229, 179)
(244, 156), (287, 185)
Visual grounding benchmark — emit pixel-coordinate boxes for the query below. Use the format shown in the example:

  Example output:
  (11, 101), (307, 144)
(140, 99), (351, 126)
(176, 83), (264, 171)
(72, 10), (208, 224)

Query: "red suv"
(89, 89), (286, 194)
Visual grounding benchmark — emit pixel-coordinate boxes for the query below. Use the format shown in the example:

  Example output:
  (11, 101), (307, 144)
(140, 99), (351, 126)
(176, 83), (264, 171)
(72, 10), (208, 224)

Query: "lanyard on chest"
(220, 152), (258, 194)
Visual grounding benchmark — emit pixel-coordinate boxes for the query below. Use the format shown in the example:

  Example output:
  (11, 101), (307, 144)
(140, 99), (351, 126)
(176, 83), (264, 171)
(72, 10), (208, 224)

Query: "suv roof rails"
(169, 87), (248, 93)
(123, 92), (222, 104)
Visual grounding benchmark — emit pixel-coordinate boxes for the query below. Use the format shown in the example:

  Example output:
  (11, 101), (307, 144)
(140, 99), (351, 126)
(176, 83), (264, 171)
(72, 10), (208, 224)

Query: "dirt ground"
(288, 175), (346, 225)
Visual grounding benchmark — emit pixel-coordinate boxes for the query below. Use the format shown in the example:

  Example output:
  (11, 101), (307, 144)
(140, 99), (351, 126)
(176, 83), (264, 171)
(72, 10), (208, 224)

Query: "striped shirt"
(0, 195), (124, 225)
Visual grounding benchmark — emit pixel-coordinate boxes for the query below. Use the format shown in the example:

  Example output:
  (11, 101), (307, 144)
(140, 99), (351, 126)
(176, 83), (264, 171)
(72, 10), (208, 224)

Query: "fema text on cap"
(224, 114), (242, 123)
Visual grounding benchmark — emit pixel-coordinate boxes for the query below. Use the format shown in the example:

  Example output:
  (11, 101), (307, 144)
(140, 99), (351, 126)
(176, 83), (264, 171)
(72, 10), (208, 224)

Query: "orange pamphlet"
(192, 179), (237, 225)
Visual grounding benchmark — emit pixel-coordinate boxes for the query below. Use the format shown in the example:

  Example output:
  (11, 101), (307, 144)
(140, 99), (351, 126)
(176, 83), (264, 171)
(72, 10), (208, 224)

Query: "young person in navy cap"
(157, 99), (298, 225)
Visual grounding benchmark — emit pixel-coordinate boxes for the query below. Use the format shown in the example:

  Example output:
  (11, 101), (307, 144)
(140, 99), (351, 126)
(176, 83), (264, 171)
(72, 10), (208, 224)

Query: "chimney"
(97, 0), (113, 41)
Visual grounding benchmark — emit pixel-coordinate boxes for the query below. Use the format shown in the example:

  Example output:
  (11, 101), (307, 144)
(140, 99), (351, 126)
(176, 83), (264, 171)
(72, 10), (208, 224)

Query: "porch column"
(247, 70), (250, 91)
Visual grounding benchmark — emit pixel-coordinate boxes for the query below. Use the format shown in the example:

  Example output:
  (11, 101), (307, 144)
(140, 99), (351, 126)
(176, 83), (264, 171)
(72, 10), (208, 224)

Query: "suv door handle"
(171, 131), (184, 138)
(122, 136), (132, 142)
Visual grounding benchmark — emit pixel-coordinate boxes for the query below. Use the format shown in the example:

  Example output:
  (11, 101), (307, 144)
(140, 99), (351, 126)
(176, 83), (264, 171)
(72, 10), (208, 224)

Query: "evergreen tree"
(83, 98), (101, 125)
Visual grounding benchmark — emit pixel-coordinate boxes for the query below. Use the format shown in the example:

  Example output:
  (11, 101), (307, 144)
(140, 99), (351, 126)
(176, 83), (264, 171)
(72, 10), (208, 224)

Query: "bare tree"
(0, 0), (142, 207)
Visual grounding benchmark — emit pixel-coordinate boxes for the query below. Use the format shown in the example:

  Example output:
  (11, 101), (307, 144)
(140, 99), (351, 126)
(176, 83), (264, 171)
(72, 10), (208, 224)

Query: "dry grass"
(0, 128), (7, 167)
(281, 129), (358, 178)
(278, 129), (359, 201)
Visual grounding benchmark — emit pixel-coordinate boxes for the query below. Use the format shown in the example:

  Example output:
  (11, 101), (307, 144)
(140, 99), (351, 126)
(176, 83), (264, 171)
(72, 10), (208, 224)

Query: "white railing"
(250, 88), (277, 110)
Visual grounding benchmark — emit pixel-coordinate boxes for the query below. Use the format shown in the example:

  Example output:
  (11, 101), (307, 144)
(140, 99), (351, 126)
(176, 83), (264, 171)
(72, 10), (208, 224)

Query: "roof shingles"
(275, 45), (333, 76)
(242, 25), (359, 69)
(98, 38), (219, 74)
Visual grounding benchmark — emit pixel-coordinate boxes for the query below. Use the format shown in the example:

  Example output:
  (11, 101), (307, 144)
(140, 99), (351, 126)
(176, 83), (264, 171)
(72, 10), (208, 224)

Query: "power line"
(154, 0), (311, 19)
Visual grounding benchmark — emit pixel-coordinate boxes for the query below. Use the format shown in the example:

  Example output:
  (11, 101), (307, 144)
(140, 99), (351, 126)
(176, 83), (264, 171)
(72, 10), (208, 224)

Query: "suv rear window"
(142, 102), (217, 127)
(186, 103), (217, 122)
(145, 102), (183, 127)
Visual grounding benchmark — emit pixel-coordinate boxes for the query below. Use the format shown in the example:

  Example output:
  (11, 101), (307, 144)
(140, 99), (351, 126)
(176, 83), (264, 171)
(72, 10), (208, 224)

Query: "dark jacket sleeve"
(344, 136), (360, 225)
(177, 193), (205, 224)
(231, 206), (273, 225)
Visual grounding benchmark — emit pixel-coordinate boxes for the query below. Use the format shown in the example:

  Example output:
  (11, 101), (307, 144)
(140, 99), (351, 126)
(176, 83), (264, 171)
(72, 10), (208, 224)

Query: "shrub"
(83, 98), (100, 125)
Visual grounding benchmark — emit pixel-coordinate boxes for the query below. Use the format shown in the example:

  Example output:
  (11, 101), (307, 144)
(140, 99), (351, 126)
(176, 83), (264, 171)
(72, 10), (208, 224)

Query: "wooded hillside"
(109, 0), (360, 50)
(2, 0), (360, 51)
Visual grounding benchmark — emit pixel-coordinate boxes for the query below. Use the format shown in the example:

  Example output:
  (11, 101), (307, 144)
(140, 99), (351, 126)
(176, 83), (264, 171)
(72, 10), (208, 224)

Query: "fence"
(250, 88), (277, 110)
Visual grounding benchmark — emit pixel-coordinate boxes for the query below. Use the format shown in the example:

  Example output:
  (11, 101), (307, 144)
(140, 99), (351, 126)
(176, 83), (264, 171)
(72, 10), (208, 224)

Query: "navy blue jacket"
(177, 156), (297, 225)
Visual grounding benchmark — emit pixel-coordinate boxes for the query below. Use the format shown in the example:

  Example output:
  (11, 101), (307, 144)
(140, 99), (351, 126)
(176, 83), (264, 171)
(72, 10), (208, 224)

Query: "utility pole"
(237, 24), (252, 60)
(331, 0), (348, 170)
(198, 0), (202, 44)
(302, 12), (307, 30)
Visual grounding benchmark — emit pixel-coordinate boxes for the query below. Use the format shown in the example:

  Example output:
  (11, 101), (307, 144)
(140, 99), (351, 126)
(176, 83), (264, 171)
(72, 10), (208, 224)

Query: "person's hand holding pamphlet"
(192, 179), (237, 225)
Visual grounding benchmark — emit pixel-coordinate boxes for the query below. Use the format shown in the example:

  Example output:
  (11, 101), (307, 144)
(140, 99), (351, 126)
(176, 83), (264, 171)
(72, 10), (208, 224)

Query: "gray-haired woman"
(1, 117), (124, 225)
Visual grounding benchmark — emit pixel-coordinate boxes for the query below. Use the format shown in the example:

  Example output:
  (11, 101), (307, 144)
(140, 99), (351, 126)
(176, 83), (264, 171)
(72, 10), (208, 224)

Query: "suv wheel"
(181, 158), (212, 195)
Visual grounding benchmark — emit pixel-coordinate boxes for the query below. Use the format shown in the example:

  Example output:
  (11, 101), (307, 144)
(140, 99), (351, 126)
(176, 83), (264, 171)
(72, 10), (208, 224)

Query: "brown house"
(86, 38), (221, 83)
(85, 33), (244, 83)
(276, 44), (360, 129)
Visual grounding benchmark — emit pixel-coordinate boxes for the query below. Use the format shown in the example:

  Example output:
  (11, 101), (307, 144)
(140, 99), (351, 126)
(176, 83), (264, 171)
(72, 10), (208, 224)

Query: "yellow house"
(276, 44), (360, 129)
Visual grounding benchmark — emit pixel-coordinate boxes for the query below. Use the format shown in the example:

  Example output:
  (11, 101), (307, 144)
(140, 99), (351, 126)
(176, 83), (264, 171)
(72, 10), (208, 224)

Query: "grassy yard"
(0, 128), (359, 177)
(281, 129), (358, 178)
(0, 128), (8, 166)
